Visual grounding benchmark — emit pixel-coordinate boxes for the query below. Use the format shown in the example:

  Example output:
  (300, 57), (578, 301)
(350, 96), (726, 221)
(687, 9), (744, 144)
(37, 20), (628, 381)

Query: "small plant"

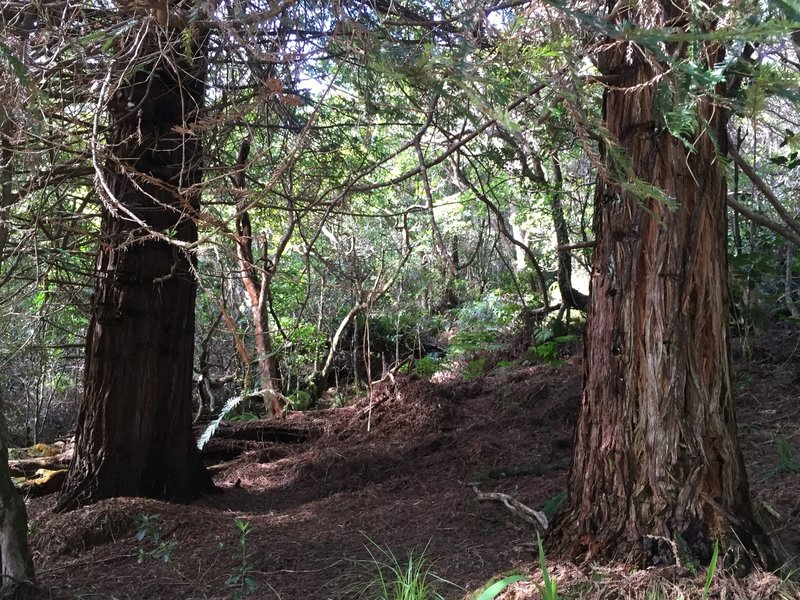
(675, 533), (699, 575)
(779, 566), (799, 592)
(134, 514), (177, 564)
(330, 390), (349, 408)
(701, 541), (720, 600)
(493, 360), (517, 371)
(354, 539), (458, 599)
(529, 328), (576, 367)
(536, 532), (559, 600)
(450, 330), (502, 356)
(226, 518), (257, 598)
(226, 517), (258, 599)
(463, 358), (487, 381)
(645, 585), (665, 600)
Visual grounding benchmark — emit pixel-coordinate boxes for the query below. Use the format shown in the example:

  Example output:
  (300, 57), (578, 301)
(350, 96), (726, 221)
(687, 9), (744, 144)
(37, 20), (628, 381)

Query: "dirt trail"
(26, 332), (800, 598)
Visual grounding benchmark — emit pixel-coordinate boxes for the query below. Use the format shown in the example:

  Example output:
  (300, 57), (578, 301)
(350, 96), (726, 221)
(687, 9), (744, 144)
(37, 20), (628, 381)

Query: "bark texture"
(552, 0), (770, 568)
(0, 418), (34, 598)
(55, 25), (213, 510)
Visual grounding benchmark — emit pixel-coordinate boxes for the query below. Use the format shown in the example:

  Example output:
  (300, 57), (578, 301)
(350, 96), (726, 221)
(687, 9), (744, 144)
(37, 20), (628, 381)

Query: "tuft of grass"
(354, 538), (460, 600)
(701, 541), (719, 600)
(536, 532), (560, 600)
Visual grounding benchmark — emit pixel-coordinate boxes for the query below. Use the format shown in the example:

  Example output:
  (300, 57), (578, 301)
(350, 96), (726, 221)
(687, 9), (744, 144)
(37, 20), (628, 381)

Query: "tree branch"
(727, 141), (800, 237)
(727, 196), (800, 247)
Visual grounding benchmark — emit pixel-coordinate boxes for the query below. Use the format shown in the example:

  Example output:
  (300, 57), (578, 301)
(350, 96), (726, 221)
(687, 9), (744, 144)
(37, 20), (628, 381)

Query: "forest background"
(1, 0), (800, 597)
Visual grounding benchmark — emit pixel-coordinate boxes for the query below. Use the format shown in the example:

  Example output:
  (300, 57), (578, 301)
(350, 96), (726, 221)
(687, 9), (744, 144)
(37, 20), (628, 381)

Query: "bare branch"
(728, 140), (800, 237)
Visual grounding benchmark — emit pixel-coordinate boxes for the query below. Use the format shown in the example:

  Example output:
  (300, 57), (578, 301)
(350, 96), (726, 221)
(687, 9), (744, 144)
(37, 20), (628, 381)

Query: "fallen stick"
(472, 484), (549, 531)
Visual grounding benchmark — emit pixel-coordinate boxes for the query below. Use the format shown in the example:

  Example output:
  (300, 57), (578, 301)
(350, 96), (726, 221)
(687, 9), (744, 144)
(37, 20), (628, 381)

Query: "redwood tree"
(55, 19), (214, 510)
(552, 0), (771, 567)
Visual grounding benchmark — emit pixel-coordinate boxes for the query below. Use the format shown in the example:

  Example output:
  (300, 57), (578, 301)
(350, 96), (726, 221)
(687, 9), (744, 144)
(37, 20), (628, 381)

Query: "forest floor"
(25, 326), (800, 599)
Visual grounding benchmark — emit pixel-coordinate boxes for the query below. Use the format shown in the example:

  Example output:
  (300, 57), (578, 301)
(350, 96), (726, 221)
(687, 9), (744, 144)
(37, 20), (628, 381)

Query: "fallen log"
(15, 469), (67, 497)
(198, 420), (321, 444)
(9, 455), (71, 478)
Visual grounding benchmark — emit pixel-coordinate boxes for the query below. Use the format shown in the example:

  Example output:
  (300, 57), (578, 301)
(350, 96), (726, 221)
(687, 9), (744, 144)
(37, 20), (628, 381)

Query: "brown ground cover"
(25, 329), (800, 599)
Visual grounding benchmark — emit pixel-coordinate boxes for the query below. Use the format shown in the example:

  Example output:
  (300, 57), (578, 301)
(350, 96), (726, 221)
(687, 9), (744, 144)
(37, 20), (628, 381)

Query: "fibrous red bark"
(551, 0), (771, 568)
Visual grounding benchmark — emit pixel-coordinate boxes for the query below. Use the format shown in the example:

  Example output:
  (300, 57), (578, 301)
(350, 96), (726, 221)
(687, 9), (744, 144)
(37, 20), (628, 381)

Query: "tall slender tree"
(0, 112), (34, 597)
(552, 0), (772, 566)
(55, 15), (214, 510)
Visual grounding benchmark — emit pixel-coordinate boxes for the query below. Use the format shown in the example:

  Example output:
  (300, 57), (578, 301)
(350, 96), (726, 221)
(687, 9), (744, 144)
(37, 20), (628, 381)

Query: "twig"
(472, 484), (549, 531)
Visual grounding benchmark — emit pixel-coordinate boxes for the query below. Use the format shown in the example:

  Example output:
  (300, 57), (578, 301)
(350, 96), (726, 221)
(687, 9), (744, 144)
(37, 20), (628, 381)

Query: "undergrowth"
(352, 538), (461, 600)
(134, 514), (176, 564)
(468, 536), (800, 600)
(225, 517), (258, 599)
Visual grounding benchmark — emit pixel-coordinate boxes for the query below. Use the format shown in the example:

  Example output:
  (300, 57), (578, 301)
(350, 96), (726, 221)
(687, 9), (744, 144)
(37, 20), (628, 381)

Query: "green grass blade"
(702, 541), (719, 600)
(476, 575), (527, 600)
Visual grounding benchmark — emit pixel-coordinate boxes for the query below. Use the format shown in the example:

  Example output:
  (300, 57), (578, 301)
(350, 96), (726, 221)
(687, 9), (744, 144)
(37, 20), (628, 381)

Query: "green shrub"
(286, 389), (313, 411)
(450, 292), (521, 357)
(400, 355), (442, 379)
(463, 358), (487, 381)
(528, 327), (577, 366)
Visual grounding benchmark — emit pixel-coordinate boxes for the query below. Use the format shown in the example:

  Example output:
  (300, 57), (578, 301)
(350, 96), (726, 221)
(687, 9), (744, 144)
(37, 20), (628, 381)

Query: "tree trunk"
(0, 118), (34, 597)
(732, 128), (744, 256)
(232, 137), (286, 417)
(0, 443), (34, 598)
(55, 25), (214, 511)
(551, 1), (770, 568)
(550, 156), (588, 311)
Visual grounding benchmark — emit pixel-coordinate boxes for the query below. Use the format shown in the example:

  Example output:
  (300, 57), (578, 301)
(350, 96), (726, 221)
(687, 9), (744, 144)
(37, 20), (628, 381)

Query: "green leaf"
(476, 575), (526, 600)
(541, 490), (567, 519)
(702, 541), (719, 600)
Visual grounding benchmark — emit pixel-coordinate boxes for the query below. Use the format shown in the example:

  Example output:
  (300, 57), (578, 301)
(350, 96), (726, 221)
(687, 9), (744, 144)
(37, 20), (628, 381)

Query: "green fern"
(197, 395), (245, 449)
